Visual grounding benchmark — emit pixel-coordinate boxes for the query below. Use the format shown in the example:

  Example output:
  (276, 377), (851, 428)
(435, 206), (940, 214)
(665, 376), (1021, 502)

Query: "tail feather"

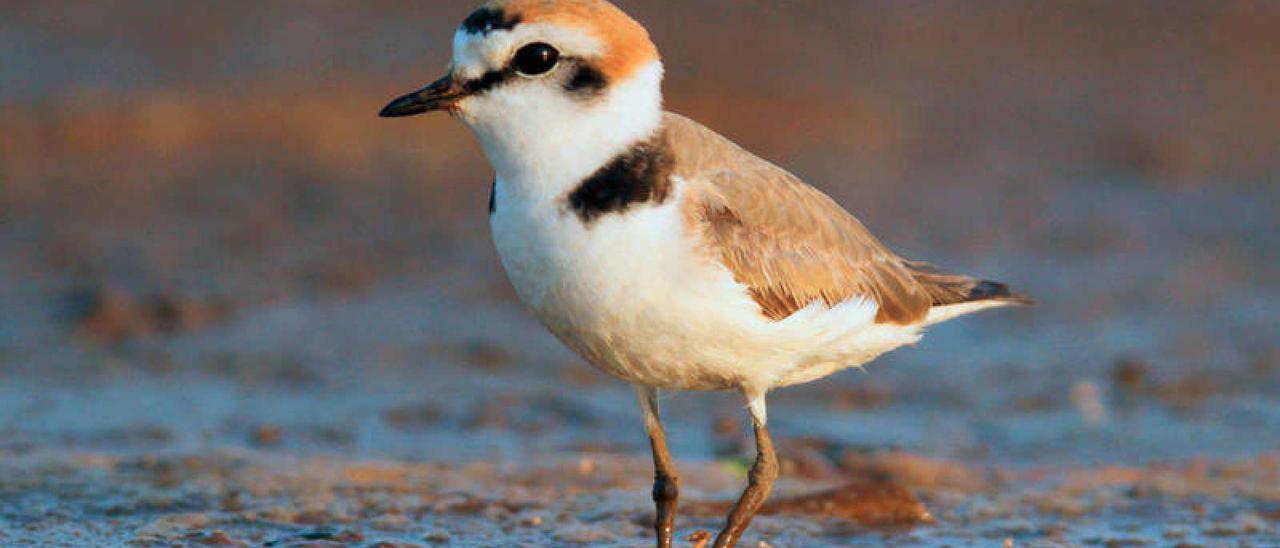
(906, 261), (1032, 325)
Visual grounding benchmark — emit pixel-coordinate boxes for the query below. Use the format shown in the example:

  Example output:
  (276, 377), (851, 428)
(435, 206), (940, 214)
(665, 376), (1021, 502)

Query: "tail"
(906, 262), (1033, 326)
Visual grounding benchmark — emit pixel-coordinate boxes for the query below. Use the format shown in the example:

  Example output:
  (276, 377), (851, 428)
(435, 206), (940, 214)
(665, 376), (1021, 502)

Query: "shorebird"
(380, 1), (1028, 545)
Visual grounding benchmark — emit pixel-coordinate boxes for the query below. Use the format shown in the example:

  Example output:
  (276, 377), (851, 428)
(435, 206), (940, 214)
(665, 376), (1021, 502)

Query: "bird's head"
(381, 0), (665, 181)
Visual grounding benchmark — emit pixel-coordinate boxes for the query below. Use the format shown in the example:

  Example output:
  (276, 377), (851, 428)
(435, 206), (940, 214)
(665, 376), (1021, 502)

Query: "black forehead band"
(462, 7), (522, 35)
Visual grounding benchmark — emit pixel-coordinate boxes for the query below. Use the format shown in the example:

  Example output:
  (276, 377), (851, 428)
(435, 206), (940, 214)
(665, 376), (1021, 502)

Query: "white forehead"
(451, 23), (606, 79)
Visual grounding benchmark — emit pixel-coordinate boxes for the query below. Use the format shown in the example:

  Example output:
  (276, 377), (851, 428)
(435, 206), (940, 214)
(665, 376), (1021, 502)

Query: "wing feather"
(664, 112), (946, 325)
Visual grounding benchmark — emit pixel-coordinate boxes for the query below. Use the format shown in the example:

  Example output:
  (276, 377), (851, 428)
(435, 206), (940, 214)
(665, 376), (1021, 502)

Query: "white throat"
(459, 61), (665, 201)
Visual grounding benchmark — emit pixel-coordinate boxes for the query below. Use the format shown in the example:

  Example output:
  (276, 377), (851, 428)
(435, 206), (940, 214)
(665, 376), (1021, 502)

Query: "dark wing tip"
(968, 280), (1035, 306)
(906, 261), (1034, 307)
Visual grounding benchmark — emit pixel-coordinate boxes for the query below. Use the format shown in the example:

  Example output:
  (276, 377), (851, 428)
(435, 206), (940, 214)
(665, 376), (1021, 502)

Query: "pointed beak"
(379, 72), (467, 118)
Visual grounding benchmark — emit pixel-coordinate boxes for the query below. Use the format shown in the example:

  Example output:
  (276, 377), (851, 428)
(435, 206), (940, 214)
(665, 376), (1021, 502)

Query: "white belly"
(488, 179), (922, 392)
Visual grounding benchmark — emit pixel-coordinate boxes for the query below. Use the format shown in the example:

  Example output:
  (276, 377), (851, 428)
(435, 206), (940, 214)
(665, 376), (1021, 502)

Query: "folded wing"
(665, 112), (1025, 325)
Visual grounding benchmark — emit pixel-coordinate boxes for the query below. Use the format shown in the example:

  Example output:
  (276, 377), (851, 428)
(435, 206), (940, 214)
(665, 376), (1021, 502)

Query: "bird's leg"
(713, 396), (778, 548)
(637, 386), (679, 548)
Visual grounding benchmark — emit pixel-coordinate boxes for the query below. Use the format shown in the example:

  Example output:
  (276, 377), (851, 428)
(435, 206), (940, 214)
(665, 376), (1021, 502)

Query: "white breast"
(488, 178), (924, 393)
(490, 178), (744, 389)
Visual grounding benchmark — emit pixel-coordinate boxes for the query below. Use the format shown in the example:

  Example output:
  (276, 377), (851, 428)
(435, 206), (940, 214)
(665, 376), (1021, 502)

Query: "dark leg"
(637, 386), (679, 548)
(713, 397), (778, 548)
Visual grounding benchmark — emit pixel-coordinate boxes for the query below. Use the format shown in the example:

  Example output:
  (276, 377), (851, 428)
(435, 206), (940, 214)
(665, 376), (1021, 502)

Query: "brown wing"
(665, 112), (937, 325)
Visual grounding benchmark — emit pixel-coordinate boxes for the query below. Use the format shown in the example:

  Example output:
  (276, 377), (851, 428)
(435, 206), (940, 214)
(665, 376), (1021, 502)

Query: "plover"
(380, 1), (1028, 546)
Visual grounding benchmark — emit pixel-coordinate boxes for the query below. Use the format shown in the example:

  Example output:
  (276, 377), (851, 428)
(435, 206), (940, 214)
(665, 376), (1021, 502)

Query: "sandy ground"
(3, 448), (1278, 546)
(3, 215), (1279, 545)
(3, 190), (1279, 547)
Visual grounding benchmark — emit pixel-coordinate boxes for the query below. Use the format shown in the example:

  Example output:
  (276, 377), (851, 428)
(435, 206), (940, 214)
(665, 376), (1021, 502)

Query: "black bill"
(379, 73), (466, 118)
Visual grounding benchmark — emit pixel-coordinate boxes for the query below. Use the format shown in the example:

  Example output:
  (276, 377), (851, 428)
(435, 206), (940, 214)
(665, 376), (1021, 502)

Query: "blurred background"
(2, 1), (1278, 545)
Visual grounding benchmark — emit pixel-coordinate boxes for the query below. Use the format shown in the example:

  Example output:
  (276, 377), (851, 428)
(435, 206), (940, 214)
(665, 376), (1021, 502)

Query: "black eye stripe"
(463, 67), (518, 95)
(458, 58), (608, 98)
(565, 64), (607, 95)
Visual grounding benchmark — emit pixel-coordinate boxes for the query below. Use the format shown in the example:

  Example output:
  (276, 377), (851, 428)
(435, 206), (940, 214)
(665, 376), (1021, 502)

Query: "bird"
(379, 1), (1029, 546)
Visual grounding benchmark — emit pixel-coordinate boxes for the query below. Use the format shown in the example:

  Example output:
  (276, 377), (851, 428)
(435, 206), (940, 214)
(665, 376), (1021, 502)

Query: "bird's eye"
(512, 43), (560, 76)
